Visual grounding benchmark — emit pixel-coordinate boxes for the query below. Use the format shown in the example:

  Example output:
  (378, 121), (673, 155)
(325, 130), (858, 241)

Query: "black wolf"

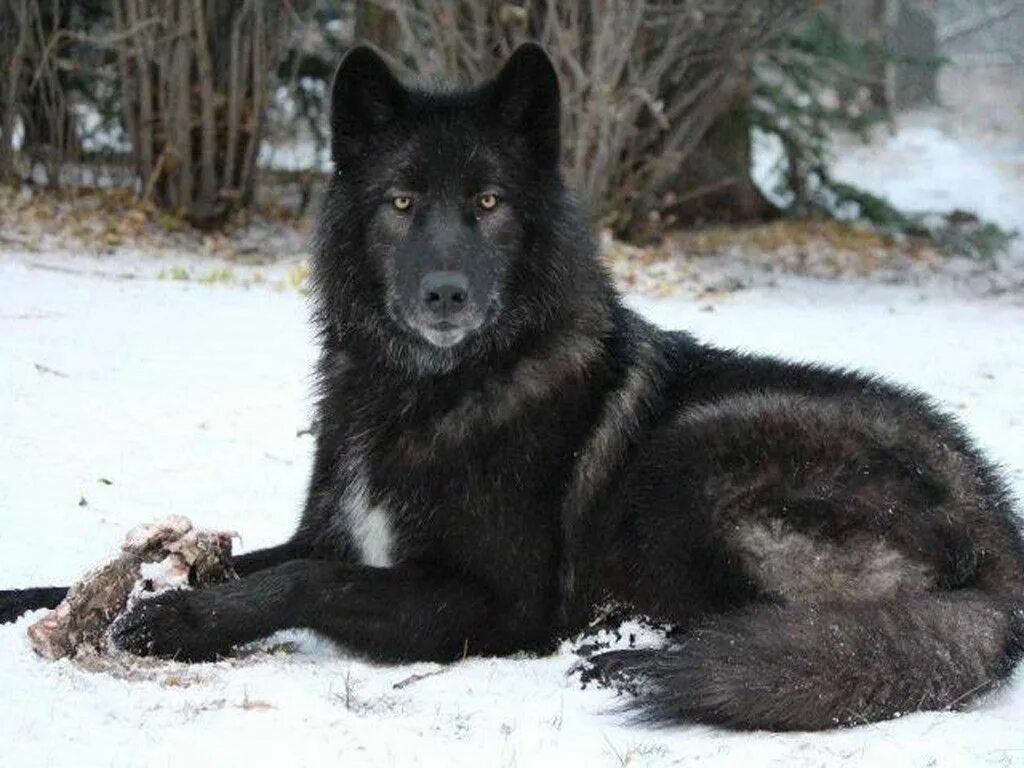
(3, 44), (1022, 732)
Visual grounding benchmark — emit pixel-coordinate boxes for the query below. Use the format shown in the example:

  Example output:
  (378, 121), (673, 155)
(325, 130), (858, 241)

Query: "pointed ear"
(491, 43), (560, 166)
(330, 45), (406, 163)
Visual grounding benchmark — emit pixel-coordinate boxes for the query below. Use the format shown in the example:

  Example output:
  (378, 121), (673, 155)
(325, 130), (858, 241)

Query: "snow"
(832, 111), (1024, 240)
(2, 255), (1024, 766)
(2, 114), (1024, 766)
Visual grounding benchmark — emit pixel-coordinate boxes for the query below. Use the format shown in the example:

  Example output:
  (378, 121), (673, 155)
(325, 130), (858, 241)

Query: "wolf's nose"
(420, 271), (470, 319)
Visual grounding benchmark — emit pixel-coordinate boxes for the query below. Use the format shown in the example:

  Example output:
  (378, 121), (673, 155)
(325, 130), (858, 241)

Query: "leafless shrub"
(111, 0), (283, 226)
(0, 0), (77, 186)
(366, 0), (807, 237)
(0, 0), (28, 182)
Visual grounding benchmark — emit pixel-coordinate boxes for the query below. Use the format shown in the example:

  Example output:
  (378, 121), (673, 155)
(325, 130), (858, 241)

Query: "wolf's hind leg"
(0, 587), (68, 623)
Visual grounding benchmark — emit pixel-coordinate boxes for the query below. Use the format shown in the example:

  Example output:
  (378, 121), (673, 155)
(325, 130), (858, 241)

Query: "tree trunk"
(355, 4), (399, 52)
(661, 68), (778, 230)
(621, 65), (778, 242)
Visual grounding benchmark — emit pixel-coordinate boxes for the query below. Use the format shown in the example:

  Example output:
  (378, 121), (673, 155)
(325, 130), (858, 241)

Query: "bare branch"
(368, 0), (808, 234)
(938, 2), (1018, 44)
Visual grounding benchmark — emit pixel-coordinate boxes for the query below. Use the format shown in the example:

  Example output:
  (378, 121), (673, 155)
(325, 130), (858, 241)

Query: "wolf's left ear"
(491, 43), (560, 165)
(330, 45), (406, 163)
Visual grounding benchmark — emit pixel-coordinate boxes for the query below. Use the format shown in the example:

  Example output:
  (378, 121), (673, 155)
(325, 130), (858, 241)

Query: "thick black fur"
(3, 44), (1023, 732)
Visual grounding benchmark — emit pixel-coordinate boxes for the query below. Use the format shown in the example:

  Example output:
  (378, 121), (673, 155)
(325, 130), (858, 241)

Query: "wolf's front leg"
(111, 561), (495, 662)
(231, 539), (311, 576)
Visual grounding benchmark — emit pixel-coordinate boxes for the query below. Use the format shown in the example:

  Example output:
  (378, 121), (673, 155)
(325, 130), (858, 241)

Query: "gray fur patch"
(400, 331), (601, 453)
(560, 326), (667, 611)
(733, 519), (934, 602)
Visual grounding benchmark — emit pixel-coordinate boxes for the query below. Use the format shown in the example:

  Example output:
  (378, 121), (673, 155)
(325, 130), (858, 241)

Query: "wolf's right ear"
(491, 43), (561, 166)
(330, 46), (406, 163)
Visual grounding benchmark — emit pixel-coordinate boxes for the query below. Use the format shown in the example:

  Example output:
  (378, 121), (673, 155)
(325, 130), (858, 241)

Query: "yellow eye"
(478, 193), (499, 211)
(393, 196), (412, 211)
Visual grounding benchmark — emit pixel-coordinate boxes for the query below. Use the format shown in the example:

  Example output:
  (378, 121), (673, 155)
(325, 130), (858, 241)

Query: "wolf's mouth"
(393, 296), (493, 351)
(419, 321), (471, 348)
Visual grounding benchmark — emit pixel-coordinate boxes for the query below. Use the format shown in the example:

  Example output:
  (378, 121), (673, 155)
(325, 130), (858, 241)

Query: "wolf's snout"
(420, 271), (470, 320)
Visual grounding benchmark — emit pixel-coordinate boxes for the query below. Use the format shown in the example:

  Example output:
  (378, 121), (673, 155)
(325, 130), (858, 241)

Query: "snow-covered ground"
(2, 262), (1024, 767)
(2, 111), (1024, 766)
(833, 111), (1024, 248)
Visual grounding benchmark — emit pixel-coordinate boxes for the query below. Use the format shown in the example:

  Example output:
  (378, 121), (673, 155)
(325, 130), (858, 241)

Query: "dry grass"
(606, 218), (952, 298)
(0, 184), (311, 261)
(2, 186), (975, 301)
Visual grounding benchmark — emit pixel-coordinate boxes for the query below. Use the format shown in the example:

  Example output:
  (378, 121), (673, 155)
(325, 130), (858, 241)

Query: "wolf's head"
(313, 44), (611, 375)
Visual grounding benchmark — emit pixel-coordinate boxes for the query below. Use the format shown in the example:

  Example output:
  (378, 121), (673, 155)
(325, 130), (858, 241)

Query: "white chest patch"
(338, 469), (394, 567)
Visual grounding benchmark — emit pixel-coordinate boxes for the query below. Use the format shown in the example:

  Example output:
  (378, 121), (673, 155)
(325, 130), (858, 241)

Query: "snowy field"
(2, 113), (1024, 767)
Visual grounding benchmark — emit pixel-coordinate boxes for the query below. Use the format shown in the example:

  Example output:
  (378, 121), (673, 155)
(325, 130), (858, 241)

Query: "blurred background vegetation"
(0, 0), (1020, 257)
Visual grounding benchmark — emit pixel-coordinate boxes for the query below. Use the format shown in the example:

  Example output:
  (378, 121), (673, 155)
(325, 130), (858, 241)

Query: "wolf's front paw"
(111, 591), (219, 662)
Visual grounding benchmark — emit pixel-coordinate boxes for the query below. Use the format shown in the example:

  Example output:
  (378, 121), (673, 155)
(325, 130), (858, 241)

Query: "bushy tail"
(0, 587), (68, 624)
(589, 592), (1024, 731)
